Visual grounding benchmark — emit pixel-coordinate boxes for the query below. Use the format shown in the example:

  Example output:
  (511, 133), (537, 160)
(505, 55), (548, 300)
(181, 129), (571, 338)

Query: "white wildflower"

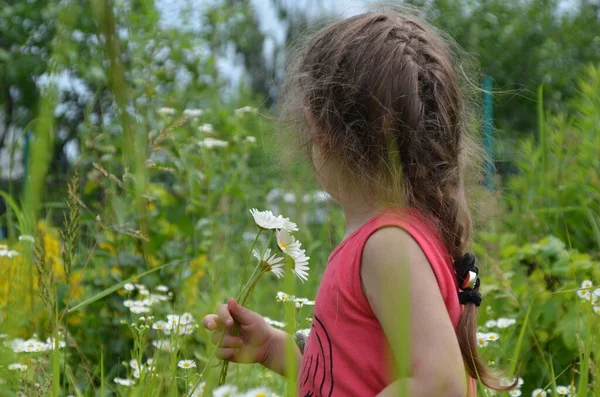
(276, 291), (292, 302)
(183, 109), (204, 118)
(264, 317), (286, 328)
(593, 306), (600, 315)
(509, 390), (522, 397)
(485, 320), (497, 328)
(214, 384), (239, 397)
(114, 377), (136, 386)
(189, 382), (206, 397)
(198, 123), (214, 133)
(124, 283), (135, 291)
(476, 332), (489, 347)
(253, 248), (285, 278)
(555, 386), (570, 395)
(577, 289), (592, 301)
(18, 235), (35, 243)
(531, 389), (547, 397)
(581, 280), (593, 289)
(499, 378), (515, 387)
(8, 363), (28, 371)
(249, 209), (298, 232)
(234, 106), (257, 116)
(198, 137), (229, 149)
(245, 136), (257, 143)
(130, 306), (150, 314)
(496, 318), (516, 328)
(486, 332), (500, 342)
(152, 339), (174, 352)
(129, 359), (139, 369)
(244, 387), (274, 397)
(298, 328), (311, 338)
(178, 360), (196, 369)
(158, 107), (176, 116)
(276, 230), (310, 281)
(156, 285), (169, 292)
(180, 312), (194, 324)
(283, 192), (296, 204)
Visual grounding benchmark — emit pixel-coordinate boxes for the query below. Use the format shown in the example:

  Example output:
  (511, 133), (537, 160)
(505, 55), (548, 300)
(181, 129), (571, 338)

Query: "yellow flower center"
(256, 393), (267, 397)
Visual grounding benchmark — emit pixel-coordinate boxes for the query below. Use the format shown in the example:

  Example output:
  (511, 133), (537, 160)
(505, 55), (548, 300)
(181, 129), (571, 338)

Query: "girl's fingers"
(202, 314), (220, 330)
(217, 304), (234, 328)
(215, 347), (238, 360)
(210, 331), (244, 348)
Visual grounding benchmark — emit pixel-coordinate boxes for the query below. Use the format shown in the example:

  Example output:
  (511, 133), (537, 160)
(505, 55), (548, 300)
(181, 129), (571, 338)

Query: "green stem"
(239, 229), (262, 291)
(218, 269), (267, 385)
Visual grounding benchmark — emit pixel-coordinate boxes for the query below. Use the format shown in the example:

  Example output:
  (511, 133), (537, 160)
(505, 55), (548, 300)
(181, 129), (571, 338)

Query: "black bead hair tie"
(454, 252), (482, 307)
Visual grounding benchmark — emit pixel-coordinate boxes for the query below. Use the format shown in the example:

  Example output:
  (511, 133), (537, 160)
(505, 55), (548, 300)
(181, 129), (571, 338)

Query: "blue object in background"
(483, 76), (494, 190)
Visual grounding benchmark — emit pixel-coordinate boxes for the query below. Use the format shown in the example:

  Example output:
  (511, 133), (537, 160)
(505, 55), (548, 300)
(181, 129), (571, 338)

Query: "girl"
(203, 10), (508, 397)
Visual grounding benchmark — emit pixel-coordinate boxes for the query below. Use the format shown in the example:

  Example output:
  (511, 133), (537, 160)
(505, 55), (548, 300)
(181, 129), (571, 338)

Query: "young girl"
(203, 10), (507, 397)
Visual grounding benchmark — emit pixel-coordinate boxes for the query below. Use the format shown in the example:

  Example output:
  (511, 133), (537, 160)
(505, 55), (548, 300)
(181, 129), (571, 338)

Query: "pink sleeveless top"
(298, 208), (476, 397)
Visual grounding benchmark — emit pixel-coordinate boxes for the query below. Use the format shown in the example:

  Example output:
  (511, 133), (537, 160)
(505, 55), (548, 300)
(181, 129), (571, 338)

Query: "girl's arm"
(261, 328), (302, 377)
(361, 227), (468, 397)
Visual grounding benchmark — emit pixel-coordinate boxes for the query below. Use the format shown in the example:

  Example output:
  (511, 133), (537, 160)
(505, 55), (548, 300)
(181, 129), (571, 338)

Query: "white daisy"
(276, 291), (292, 302)
(124, 283), (135, 291)
(531, 388), (547, 397)
(250, 209), (298, 232)
(213, 384), (239, 397)
(486, 332), (500, 342)
(177, 359), (196, 369)
(582, 280), (593, 289)
(130, 306), (150, 314)
(156, 285), (169, 292)
(499, 378), (515, 387)
(276, 230), (310, 281)
(253, 248), (285, 278)
(180, 312), (194, 325)
(8, 363), (28, 371)
(476, 332), (489, 348)
(485, 320), (497, 328)
(593, 306), (600, 315)
(577, 289), (592, 301)
(152, 339), (174, 352)
(509, 390), (522, 397)
(129, 359), (139, 369)
(518, 378), (524, 387)
(496, 318), (516, 328)
(555, 386), (570, 395)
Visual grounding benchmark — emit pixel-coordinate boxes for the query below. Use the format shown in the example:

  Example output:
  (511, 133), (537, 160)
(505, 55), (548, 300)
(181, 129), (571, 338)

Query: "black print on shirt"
(300, 315), (334, 397)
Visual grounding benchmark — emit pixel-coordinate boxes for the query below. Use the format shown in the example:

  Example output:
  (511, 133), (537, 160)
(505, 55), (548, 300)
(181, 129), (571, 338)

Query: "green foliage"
(501, 65), (600, 253)
(474, 232), (599, 395)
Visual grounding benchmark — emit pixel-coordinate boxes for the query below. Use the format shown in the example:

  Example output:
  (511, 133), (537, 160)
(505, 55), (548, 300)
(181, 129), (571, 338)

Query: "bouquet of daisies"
(217, 209), (310, 385)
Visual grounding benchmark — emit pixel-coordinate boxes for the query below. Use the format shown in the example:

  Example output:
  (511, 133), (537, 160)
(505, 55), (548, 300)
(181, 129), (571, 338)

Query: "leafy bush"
(501, 65), (600, 254)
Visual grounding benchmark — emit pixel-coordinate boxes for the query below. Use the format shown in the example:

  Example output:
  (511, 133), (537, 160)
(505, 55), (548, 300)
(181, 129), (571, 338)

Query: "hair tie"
(454, 252), (482, 307)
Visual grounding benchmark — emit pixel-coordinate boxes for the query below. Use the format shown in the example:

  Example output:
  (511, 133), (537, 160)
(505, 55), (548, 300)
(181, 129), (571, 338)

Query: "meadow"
(0, 1), (599, 396)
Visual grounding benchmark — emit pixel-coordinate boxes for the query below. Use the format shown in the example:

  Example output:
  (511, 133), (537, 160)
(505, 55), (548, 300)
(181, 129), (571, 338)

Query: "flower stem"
(239, 229), (262, 291)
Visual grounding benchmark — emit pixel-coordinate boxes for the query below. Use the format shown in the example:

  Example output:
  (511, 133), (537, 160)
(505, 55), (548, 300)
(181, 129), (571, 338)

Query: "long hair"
(279, 9), (508, 390)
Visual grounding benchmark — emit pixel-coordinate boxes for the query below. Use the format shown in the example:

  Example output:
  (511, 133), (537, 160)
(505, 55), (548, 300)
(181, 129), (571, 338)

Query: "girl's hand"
(202, 298), (276, 365)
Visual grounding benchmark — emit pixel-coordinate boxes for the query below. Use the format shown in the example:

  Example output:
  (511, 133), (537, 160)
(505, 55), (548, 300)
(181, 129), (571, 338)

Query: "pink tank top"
(298, 208), (476, 397)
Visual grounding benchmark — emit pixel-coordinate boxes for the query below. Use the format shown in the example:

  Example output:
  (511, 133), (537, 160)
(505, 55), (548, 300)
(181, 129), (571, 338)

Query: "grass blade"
(68, 261), (180, 312)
